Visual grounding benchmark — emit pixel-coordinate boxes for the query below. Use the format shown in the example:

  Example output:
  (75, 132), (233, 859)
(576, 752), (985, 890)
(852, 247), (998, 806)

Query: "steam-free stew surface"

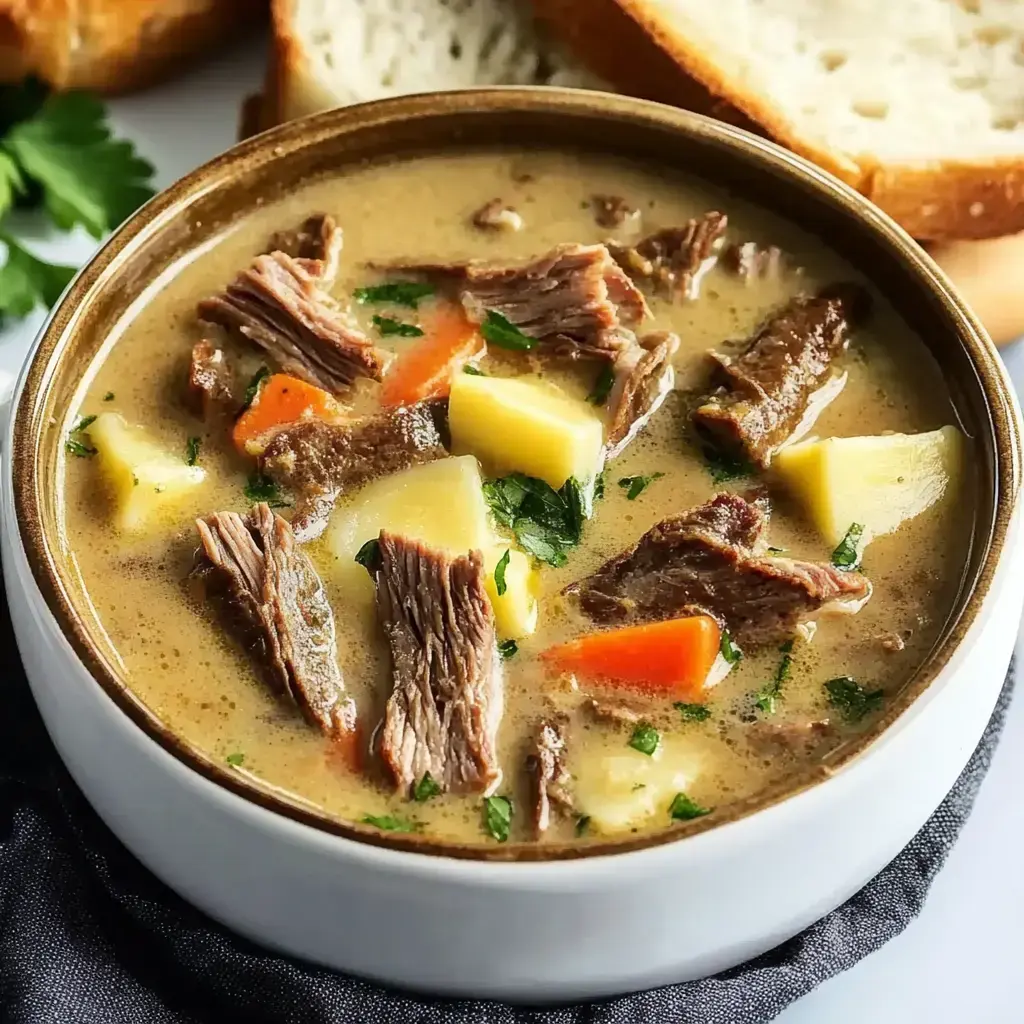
(60, 149), (973, 846)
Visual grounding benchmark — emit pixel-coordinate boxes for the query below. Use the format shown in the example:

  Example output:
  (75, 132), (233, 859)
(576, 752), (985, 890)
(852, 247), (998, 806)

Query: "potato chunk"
(448, 373), (604, 489)
(88, 413), (205, 532)
(327, 455), (538, 638)
(774, 426), (965, 547)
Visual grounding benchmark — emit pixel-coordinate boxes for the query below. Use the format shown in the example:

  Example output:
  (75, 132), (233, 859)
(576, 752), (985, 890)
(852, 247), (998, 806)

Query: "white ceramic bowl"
(3, 90), (1022, 1001)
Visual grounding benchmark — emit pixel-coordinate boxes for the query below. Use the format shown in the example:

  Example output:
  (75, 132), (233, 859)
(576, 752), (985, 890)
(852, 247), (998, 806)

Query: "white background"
(3, 37), (1022, 1023)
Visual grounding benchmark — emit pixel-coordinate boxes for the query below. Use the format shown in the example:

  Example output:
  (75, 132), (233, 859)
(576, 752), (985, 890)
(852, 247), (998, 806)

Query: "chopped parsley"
(493, 548), (510, 596)
(240, 366), (270, 411)
(831, 523), (864, 569)
(674, 701), (711, 722)
(587, 363), (615, 405)
(74, 414), (96, 430)
(362, 814), (420, 833)
(482, 473), (587, 567)
(243, 471), (288, 507)
(225, 752), (245, 767)
(372, 314), (424, 338)
(755, 639), (795, 715)
(412, 772), (442, 802)
(498, 639), (518, 660)
(702, 446), (752, 485)
(720, 629), (743, 666)
(669, 792), (711, 821)
(482, 795), (513, 843)
(825, 676), (885, 722)
(102, 391), (114, 401)
(65, 414), (96, 457)
(480, 310), (535, 351)
(628, 723), (660, 756)
(575, 814), (591, 837)
(463, 364), (485, 376)
(185, 436), (200, 466)
(593, 471), (606, 502)
(618, 472), (664, 500)
(354, 538), (382, 571)
(354, 280), (434, 308)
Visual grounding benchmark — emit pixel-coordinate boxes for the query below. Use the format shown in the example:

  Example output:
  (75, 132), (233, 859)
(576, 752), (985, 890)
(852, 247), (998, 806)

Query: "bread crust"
(0, 0), (263, 95)
(535, 0), (1024, 241)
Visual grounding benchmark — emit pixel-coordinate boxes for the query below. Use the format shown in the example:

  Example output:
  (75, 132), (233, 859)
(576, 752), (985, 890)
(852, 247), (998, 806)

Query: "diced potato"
(773, 426), (965, 548)
(483, 546), (538, 640)
(88, 413), (205, 532)
(448, 373), (604, 489)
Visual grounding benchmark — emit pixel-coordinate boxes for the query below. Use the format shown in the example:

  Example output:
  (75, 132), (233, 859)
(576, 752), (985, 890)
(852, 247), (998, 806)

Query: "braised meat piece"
(721, 241), (785, 282)
(198, 251), (389, 395)
(564, 493), (871, 646)
(188, 339), (234, 419)
(526, 718), (573, 837)
(591, 194), (640, 231)
(259, 401), (447, 542)
(693, 284), (869, 467)
(471, 198), (523, 232)
(193, 503), (356, 739)
(608, 212), (728, 300)
(605, 331), (679, 459)
(266, 213), (344, 283)
(371, 532), (502, 796)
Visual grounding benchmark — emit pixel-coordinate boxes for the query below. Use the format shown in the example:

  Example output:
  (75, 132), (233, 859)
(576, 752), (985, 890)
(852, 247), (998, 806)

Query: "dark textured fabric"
(0, 570), (1014, 1023)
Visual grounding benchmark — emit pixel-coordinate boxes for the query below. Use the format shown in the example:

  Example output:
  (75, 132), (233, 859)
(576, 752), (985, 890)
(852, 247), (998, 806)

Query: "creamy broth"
(60, 149), (973, 846)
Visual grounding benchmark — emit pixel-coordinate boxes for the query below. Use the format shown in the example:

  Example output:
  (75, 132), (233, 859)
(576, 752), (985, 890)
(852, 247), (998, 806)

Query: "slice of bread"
(535, 0), (1024, 241)
(263, 0), (606, 128)
(0, 0), (263, 94)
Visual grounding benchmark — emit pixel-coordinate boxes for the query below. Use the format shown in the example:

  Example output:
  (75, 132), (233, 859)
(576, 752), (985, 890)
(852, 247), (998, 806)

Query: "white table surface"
(3, 37), (1023, 1023)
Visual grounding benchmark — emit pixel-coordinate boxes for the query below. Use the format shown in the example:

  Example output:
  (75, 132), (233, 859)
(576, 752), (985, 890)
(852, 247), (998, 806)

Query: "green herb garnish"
(588, 363), (615, 405)
(74, 414), (96, 431)
(825, 676), (885, 722)
(185, 436), (200, 466)
(362, 814), (420, 833)
(480, 310), (535, 351)
(575, 814), (591, 837)
(65, 414), (97, 457)
(354, 538), (381, 571)
(412, 772), (442, 802)
(498, 639), (518, 660)
(593, 471), (606, 502)
(674, 702), (711, 722)
(767, 545), (786, 554)
(372, 314), (424, 338)
(669, 793), (711, 821)
(720, 629), (742, 666)
(0, 231), (75, 320)
(354, 281), (434, 308)
(244, 471), (288, 507)
(755, 641), (795, 715)
(463, 364), (485, 376)
(493, 548), (510, 596)
(628, 723), (660, 756)
(225, 752), (245, 767)
(618, 472), (664, 500)
(702, 446), (752, 485)
(483, 795), (513, 842)
(241, 366), (270, 411)
(102, 391), (114, 401)
(831, 523), (864, 569)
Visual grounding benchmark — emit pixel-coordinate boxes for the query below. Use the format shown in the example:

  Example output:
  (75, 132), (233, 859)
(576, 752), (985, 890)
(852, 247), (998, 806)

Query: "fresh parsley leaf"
(674, 702), (711, 722)
(498, 639), (518, 660)
(588, 363), (615, 405)
(0, 232), (75, 319)
(825, 676), (885, 722)
(240, 366), (270, 411)
(74, 414), (97, 431)
(0, 150), (25, 219)
(575, 814), (591, 837)
(65, 414), (96, 458)
(0, 78), (49, 138)
(593, 471), (606, 501)
(480, 310), (535, 351)
(831, 523), (864, 569)
(755, 644), (794, 715)
(362, 814), (420, 833)
(185, 436), (200, 466)
(4, 92), (155, 239)
(102, 391), (114, 401)
(720, 630), (742, 666)
(482, 795), (513, 842)
(669, 792), (711, 821)
(354, 281), (434, 308)
(354, 538), (382, 571)
(244, 472), (288, 507)
(494, 548), (510, 596)
(372, 314), (424, 338)
(618, 472), (664, 500)
(463, 364), (485, 376)
(702, 446), (752, 485)
(225, 752), (245, 767)
(413, 772), (442, 802)
(628, 723), (660, 756)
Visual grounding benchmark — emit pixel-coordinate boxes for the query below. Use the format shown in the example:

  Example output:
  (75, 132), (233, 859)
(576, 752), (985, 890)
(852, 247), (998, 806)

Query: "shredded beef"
(722, 241), (784, 282)
(372, 533), (502, 796)
(591, 194), (640, 230)
(266, 214), (344, 283)
(198, 251), (388, 395)
(471, 199), (523, 232)
(258, 401), (447, 543)
(693, 284), (869, 467)
(605, 331), (679, 459)
(526, 718), (573, 837)
(564, 493), (871, 646)
(193, 503), (356, 738)
(608, 212), (728, 300)
(188, 339), (234, 419)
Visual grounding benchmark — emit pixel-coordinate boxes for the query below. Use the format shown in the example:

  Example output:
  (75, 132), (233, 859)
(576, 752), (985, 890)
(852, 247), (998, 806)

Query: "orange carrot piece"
(232, 374), (343, 451)
(541, 615), (722, 696)
(381, 305), (484, 407)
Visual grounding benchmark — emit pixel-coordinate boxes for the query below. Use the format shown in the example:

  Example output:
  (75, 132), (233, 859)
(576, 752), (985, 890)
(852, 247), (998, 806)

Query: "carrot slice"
(541, 615), (722, 696)
(232, 374), (343, 451)
(381, 305), (484, 408)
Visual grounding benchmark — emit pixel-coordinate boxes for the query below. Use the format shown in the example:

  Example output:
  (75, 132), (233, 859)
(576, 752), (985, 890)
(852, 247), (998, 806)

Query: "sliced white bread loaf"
(535, 0), (1024, 241)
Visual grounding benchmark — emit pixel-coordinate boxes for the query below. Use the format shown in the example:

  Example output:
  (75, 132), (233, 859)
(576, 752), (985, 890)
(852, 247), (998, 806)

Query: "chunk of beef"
(721, 241), (784, 282)
(198, 251), (389, 395)
(471, 199), (523, 232)
(259, 401), (447, 543)
(266, 214), (344, 283)
(193, 503), (356, 739)
(591, 194), (640, 231)
(564, 493), (871, 646)
(608, 212), (728, 300)
(526, 718), (573, 837)
(372, 532), (502, 796)
(692, 284), (869, 467)
(605, 331), (679, 459)
(188, 339), (234, 419)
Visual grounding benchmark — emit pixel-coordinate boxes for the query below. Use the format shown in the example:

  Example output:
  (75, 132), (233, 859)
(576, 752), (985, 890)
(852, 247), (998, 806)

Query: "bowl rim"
(10, 86), (1022, 864)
